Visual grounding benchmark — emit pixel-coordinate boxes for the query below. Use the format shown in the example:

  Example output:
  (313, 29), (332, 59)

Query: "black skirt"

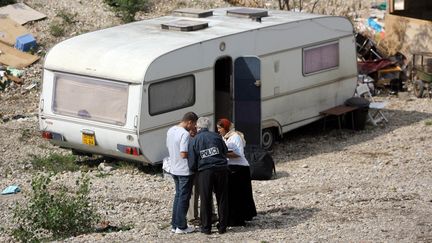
(228, 165), (257, 226)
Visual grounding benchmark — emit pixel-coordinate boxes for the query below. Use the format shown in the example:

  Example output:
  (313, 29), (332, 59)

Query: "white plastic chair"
(356, 83), (388, 125)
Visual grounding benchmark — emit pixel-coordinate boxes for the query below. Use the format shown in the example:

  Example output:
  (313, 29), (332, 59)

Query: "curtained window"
(53, 75), (129, 125)
(303, 42), (339, 75)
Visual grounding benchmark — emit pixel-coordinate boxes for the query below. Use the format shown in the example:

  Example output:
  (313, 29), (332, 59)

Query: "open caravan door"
(234, 56), (275, 180)
(234, 56), (261, 146)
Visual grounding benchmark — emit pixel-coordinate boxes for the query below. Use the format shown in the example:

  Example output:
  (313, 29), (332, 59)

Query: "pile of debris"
(354, 1), (387, 47)
(356, 31), (408, 96)
(0, 2), (46, 91)
(353, 1), (408, 96)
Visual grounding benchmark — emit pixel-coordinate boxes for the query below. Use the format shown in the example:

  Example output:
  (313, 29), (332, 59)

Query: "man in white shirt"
(166, 112), (198, 234)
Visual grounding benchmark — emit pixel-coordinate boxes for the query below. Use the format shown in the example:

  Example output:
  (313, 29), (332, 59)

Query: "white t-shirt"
(166, 125), (192, 176)
(225, 133), (249, 166)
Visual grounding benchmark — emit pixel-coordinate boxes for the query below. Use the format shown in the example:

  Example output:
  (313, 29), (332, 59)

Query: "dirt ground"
(1, 0), (432, 242)
(1, 94), (432, 242)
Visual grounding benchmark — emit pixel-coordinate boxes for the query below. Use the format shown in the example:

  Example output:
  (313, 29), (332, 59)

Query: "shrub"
(49, 22), (65, 37)
(48, 9), (78, 37)
(30, 153), (79, 173)
(12, 174), (100, 242)
(19, 128), (32, 142)
(57, 9), (78, 24)
(104, 0), (148, 23)
(0, 0), (16, 7)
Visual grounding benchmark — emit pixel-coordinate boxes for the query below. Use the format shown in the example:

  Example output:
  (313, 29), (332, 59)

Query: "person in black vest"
(188, 117), (229, 235)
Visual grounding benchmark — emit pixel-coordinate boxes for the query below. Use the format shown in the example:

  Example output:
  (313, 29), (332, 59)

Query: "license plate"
(82, 133), (95, 146)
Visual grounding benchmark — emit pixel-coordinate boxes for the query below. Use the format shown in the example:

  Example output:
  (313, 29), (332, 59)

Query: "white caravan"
(39, 7), (357, 165)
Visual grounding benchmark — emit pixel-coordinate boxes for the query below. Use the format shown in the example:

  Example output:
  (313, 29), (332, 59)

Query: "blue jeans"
(171, 174), (194, 230)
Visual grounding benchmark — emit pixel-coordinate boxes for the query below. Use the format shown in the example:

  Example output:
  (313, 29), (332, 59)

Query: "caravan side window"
(148, 75), (195, 116)
(303, 42), (339, 75)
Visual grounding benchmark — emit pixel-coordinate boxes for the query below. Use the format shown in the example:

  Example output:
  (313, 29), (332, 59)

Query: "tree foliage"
(0, 0), (16, 7)
(104, 0), (148, 23)
(223, 0), (363, 19)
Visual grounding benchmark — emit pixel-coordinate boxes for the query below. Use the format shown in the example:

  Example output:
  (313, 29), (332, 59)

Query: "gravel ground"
(1, 93), (432, 242)
(1, 0), (432, 242)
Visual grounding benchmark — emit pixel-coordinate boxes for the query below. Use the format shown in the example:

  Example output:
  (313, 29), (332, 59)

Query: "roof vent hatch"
(226, 8), (268, 22)
(173, 8), (213, 18)
(161, 19), (209, 32)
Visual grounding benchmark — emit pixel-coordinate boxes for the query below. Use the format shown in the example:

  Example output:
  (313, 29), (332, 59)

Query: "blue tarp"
(1, 185), (21, 195)
(367, 18), (383, 33)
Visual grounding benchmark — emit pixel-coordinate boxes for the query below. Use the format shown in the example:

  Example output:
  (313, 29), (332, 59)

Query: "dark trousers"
(198, 167), (229, 233)
(228, 165), (257, 226)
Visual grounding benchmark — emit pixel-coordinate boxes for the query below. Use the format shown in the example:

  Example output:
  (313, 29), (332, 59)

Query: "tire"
(414, 80), (424, 98)
(261, 128), (275, 150)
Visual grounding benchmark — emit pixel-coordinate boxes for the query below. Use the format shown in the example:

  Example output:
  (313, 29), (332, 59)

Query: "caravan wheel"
(262, 128), (275, 150)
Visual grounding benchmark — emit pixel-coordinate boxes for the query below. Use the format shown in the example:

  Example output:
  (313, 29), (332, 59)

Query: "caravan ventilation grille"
(161, 19), (209, 32)
(173, 8), (213, 18)
(226, 8), (268, 19)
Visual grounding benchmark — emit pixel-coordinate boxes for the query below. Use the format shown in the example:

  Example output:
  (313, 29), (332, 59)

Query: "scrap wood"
(0, 42), (39, 68)
(0, 3), (46, 25)
(0, 16), (30, 46)
(4, 73), (22, 84)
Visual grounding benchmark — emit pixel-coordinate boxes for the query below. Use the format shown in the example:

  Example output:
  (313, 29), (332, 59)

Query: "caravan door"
(234, 56), (261, 146)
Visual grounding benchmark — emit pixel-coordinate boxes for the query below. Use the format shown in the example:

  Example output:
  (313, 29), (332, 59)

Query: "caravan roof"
(44, 7), (352, 83)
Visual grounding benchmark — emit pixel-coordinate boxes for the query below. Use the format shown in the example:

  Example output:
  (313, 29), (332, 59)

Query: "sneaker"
(175, 226), (195, 234)
(171, 228), (176, 233)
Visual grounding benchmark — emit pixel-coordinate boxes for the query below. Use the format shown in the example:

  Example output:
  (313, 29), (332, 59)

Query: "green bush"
(12, 174), (100, 242)
(49, 22), (65, 37)
(57, 9), (78, 24)
(104, 0), (148, 23)
(30, 153), (79, 174)
(48, 9), (78, 37)
(0, 0), (16, 7)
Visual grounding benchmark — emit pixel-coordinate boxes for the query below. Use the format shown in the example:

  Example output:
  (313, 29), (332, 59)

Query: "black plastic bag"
(244, 145), (276, 180)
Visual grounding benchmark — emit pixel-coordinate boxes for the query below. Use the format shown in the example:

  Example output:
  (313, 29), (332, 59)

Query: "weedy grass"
(49, 22), (65, 37)
(57, 9), (78, 24)
(30, 153), (79, 174)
